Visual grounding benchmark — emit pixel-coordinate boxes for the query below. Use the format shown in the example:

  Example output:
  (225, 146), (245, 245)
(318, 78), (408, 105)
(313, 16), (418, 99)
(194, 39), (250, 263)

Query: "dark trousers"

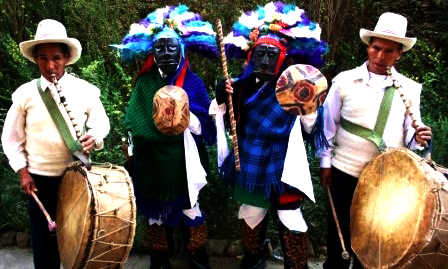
(28, 173), (62, 269)
(323, 167), (363, 269)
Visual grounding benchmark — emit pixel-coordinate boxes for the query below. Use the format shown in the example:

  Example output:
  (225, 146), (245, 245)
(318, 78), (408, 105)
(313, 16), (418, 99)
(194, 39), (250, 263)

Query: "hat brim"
(360, 29), (416, 52)
(19, 38), (82, 65)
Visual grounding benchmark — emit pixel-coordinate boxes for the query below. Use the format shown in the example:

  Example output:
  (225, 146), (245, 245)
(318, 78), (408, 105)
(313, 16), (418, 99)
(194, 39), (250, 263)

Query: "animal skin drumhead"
(351, 149), (437, 268)
(276, 64), (328, 115)
(153, 85), (190, 136)
(57, 164), (136, 269)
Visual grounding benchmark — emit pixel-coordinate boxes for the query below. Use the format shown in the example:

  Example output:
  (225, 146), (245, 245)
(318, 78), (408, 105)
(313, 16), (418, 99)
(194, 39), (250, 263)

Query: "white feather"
(224, 33), (249, 51)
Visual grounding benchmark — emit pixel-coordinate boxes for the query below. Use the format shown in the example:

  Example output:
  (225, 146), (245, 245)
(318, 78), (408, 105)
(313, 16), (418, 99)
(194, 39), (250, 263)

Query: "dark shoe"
(149, 250), (171, 269)
(240, 240), (268, 269)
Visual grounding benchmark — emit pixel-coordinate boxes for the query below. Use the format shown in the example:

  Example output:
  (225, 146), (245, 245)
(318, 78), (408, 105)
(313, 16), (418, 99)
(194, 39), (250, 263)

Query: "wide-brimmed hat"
(19, 19), (82, 65)
(360, 12), (416, 52)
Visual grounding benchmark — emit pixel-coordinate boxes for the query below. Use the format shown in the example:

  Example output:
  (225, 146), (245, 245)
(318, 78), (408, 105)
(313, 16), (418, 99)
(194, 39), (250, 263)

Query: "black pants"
(323, 167), (363, 269)
(28, 173), (62, 269)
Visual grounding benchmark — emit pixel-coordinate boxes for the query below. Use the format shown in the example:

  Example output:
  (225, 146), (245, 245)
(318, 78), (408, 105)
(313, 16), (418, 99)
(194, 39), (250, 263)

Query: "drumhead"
(56, 166), (93, 269)
(275, 64), (328, 115)
(351, 148), (437, 268)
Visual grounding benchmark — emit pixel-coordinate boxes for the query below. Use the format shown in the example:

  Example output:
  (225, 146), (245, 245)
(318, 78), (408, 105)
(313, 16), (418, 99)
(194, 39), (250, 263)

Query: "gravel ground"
(0, 247), (325, 269)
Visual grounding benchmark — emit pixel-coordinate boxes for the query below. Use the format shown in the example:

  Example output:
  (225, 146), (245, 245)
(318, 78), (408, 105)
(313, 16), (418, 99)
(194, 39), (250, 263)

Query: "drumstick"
(31, 192), (57, 233)
(216, 19), (240, 172)
(326, 186), (350, 260)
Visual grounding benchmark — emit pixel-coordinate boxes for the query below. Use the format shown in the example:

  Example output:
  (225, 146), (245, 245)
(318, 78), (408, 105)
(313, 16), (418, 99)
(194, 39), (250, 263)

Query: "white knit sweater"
(321, 63), (422, 177)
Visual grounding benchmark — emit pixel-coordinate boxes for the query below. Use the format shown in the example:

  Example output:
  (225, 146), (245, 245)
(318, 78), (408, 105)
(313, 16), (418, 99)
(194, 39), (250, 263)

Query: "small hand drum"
(276, 64), (328, 115)
(153, 85), (190, 135)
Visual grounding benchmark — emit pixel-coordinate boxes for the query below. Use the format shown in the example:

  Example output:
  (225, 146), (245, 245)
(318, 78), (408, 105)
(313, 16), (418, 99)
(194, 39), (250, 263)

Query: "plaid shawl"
(221, 76), (296, 198)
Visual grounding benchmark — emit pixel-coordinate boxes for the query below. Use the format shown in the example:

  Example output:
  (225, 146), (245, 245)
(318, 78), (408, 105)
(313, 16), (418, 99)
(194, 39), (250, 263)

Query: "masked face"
(252, 44), (281, 81)
(153, 37), (181, 75)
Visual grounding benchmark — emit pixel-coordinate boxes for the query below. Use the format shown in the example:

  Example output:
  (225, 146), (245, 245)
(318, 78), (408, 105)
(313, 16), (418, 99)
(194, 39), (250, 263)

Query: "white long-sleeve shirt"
(320, 62), (422, 177)
(2, 73), (110, 176)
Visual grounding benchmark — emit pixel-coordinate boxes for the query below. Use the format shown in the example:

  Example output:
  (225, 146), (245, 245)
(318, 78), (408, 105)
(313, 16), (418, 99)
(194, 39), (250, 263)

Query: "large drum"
(351, 148), (448, 268)
(56, 163), (136, 268)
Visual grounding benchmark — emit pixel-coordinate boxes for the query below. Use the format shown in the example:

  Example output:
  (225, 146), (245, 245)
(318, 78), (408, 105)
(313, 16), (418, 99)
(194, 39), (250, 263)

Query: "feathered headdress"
(112, 5), (218, 62)
(224, 1), (328, 68)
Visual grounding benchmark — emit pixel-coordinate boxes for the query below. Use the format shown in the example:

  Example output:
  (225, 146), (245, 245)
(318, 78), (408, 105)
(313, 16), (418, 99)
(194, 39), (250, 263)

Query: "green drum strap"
(340, 86), (395, 152)
(36, 79), (82, 153)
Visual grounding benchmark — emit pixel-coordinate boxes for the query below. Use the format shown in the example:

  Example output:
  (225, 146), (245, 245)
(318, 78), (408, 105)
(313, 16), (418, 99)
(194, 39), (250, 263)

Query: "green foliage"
(423, 117), (448, 167)
(77, 54), (133, 164)
(0, 34), (37, 108)
(0, 155), (29, 232)
(398, 40), (448, 121)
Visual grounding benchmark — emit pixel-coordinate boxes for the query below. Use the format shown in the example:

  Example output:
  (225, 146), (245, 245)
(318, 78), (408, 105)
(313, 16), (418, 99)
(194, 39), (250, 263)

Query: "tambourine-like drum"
(56, 163), (136, 269)
(276, 64), (328, 115)
(351, 148), (448, 268)
(153, 85), (190, 135)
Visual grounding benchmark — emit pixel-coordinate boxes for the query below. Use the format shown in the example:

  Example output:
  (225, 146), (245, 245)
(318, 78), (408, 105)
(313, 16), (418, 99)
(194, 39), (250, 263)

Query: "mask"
(153, 37), (181, 75)
(252, 44), (281, 81)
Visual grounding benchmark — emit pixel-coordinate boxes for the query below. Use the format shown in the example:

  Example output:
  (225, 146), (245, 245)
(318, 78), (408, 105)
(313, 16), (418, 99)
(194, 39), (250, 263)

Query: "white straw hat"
(19, 19), (82, 65)
(360, 12), (416, 52)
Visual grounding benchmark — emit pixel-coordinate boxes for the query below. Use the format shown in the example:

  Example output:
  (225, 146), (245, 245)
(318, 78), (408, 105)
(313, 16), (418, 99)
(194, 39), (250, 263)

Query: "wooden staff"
(327, 186), (350, 260)
(216, 19), (240, 172)
(386, 67), (429, 150)
(31, 191), (57, 233)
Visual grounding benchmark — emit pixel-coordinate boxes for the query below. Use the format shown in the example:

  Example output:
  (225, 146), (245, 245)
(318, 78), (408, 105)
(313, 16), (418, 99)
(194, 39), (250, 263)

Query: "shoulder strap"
(340, 86), (395, 152)
(36, 79), (82, 153)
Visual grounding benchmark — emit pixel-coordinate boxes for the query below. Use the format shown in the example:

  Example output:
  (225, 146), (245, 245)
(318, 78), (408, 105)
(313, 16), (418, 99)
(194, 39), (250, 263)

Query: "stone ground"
(0, 247), (325, 269)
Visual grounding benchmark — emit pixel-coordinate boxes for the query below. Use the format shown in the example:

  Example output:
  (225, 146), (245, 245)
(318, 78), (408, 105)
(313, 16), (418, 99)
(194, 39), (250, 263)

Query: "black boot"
(240, 216), (269, 269)
(180, 222), (211, 269)
(278, 223), (309, 269)
(148, 224), (174, 269)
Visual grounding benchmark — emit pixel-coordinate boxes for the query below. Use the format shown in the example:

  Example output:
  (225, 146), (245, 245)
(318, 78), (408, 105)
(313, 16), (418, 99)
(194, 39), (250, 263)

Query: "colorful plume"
(112, 5), (218, 62)
(224, 1), (328, 67)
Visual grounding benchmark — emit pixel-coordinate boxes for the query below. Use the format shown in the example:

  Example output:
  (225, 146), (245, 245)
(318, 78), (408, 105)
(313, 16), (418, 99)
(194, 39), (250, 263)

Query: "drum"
(351, 148), (448, 268)
(275, 64), (328, 115)
(153, 85), (190, 135)
(56, 163), (136, 269)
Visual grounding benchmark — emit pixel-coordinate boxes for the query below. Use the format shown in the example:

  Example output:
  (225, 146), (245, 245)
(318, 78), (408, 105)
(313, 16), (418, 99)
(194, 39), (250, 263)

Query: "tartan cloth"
(125, 58), (214, 223)
(221, 75), (296, 199)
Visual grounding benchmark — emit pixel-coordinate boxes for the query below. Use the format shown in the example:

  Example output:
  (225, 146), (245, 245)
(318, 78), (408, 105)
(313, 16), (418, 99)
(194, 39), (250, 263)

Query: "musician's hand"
(415, 125), (432, 146)
(215, 78), (233, 105)
(319, 167), (332, 188)
(79, 134), (97, 154)
(18, 168), (37, 196)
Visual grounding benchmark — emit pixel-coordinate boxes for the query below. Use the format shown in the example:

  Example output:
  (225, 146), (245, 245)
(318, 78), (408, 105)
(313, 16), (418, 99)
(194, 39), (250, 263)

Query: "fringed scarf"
(220, 75), (296, 204)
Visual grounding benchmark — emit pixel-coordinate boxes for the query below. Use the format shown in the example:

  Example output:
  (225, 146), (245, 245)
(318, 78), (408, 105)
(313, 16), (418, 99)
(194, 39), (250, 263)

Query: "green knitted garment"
(125, 69), (187, 201)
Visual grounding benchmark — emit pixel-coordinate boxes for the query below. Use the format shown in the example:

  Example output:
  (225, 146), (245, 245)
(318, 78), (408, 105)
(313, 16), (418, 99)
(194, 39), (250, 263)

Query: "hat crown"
(373, 12), (408, 38)
(35, 19), (68, 40)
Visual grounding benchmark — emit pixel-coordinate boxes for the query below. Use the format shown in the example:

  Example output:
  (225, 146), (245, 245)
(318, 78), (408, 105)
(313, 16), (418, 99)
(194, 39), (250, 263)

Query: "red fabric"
(278, 191), (305, 205)
(139, 55), (155, 76)
(175, 59), (188, 88)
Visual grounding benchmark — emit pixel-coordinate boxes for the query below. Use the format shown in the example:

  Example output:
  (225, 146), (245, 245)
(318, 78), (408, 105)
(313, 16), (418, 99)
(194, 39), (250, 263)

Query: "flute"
(386, 67), (428, 148)
(51, 74), (91, 168)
